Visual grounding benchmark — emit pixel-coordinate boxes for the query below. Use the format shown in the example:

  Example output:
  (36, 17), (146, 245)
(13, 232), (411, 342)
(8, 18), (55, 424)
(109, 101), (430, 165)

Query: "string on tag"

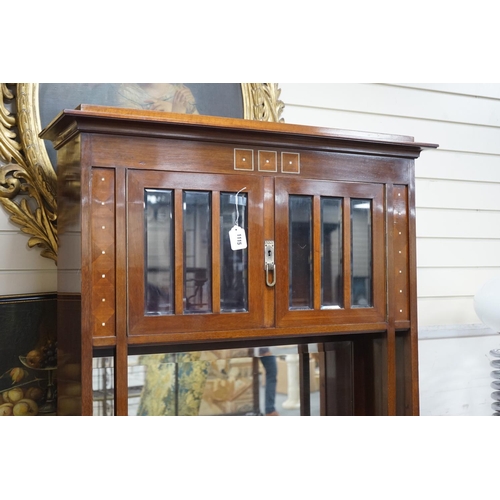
(229, 187), (248, 251)
(234, 187), (247, 226)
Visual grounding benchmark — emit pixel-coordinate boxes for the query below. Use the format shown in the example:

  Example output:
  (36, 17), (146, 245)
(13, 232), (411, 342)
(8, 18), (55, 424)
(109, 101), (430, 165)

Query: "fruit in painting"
(39, 340), (57, 368)
(25, 340), (58, 369)
(0, 403), (14, 416)
(13, 399), (38, 416)
(9, 367), (29, 384)
(3, 387), (24, 404)
(26, 349), (42, 368)
(25, 386), (44, 401)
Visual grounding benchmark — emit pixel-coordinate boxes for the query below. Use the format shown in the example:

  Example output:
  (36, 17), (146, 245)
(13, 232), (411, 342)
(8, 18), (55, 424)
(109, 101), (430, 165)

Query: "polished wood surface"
(42, 104), (437, 153)
(42, 106), (438, 416)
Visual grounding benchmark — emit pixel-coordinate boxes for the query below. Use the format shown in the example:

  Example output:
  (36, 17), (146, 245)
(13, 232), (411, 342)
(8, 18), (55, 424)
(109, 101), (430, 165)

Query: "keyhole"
(268, 250), (272, 257)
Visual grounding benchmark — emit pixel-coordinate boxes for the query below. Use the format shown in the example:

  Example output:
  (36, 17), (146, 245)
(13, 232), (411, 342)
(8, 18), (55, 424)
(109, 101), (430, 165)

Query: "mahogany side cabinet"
(40, 105), (438, 416)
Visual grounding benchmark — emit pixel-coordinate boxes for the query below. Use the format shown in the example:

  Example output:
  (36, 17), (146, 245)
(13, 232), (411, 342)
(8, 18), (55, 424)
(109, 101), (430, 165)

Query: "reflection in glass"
(145, 189), (174, 315)
(92, 356), (114, 416)
(127, 344), (321, 416)
(184, 191), (212, 313)
(351, 199), (372, 307)
(321, 197), (343, 308)
(289, 196), (313, 309)
(220, 192), (248, 312)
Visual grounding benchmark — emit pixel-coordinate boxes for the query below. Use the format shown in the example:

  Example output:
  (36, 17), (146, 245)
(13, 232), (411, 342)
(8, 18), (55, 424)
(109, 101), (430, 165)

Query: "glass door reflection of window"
(220, 191), (248, 313)
(145, 189), (174, 315)
(144, 190), (249, 315)
(289, 195), (373, 310)
(183, 190), (212, 314)
(288, 194), (346, 311)
(289, 195), (313, 310)
(321, 196), (343, 309)
(351, 199), (372, 308)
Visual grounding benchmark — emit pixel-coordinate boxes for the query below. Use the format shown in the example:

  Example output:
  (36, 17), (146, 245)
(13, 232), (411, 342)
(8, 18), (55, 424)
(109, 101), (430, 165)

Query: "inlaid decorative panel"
(393, 185), (409, 321)
(90, 168), (116, 337)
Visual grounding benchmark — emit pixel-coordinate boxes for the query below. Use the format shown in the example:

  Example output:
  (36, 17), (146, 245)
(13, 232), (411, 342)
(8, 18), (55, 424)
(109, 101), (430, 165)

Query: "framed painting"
(0, 83), (284, 262)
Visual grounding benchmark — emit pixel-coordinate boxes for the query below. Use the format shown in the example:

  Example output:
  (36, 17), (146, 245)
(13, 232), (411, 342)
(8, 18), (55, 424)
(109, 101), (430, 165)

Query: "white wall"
(280, 83), (500, 415)
(0, 203), (57, 295)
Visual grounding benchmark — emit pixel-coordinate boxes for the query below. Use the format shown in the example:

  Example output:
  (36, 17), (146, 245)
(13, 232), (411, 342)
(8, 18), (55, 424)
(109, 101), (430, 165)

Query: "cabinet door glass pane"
(127, 344), (321, 416)
(351, 198), (372, 307)
(184, 191), (212, 314)
(220, 192), (248, 312)
(93, 356), (114, 416)
(145, 189), (174, 315)
(289, 195), (313, 310)
(321, 197), (343, 308)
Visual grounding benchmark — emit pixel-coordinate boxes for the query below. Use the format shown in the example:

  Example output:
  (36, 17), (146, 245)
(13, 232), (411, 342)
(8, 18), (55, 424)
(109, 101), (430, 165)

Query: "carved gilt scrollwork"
(0, 83), (284, 263)
(242, 83), (285, 123)
(0, 83), (58, 262)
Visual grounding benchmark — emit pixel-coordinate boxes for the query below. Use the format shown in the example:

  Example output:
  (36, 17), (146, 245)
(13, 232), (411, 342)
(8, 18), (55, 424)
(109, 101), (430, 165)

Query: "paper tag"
(229, 225), (247, 251)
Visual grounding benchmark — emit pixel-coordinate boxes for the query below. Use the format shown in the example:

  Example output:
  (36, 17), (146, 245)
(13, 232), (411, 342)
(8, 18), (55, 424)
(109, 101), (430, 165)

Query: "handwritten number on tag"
(229, 225), (247, 250)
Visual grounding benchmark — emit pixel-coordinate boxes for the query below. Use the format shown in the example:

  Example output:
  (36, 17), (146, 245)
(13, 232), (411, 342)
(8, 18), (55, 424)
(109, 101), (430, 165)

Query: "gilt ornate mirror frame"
(0, 83), (284, 263)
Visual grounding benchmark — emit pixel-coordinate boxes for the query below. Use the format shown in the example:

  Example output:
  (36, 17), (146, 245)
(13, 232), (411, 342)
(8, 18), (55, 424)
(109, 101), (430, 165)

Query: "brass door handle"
(265, 263), (276, 287)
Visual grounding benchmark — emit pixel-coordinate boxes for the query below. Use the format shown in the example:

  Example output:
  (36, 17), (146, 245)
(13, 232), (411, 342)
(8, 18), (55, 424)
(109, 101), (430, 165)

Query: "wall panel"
(283, 82), (500, 128)
(0, 270), (57, 295)
(415, 178), (500, 211)
(0, 199), (57, 295)
(392, 83), (500, 100)
(416, 208), (500, 239)
(417, 297), (480, 326)
(0, 234), (57, 271)
(416, 150), (500, 183)
(416, 238), (500, 268)
(417, 267), (500, 298)
(285, 104), (500, 155)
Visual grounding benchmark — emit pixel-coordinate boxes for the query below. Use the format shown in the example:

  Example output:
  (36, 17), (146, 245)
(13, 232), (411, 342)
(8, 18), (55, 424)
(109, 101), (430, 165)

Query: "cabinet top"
(40, 104), (438, 158)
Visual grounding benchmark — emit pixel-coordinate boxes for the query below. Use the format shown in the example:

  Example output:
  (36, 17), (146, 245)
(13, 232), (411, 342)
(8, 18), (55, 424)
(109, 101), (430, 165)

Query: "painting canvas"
(0, 296), (57, 416)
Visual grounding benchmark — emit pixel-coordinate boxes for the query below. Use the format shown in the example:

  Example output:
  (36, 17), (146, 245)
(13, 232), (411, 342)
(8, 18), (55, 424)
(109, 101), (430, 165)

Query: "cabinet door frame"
(127, 170), (265, 340)
(275, 177), (386, 328)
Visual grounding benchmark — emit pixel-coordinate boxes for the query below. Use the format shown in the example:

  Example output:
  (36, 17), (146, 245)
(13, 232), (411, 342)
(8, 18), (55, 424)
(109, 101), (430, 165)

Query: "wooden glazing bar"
(313, 195), (321, 311)
(174, 189), (184, 316)
(342, 197), (351, 309)
(211, 191), (221, 314)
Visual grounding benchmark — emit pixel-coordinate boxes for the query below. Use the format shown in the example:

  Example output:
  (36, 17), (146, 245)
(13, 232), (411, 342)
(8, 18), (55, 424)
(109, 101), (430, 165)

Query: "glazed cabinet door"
(127, 170), (265, 341)
(275, 178), (386, 329)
